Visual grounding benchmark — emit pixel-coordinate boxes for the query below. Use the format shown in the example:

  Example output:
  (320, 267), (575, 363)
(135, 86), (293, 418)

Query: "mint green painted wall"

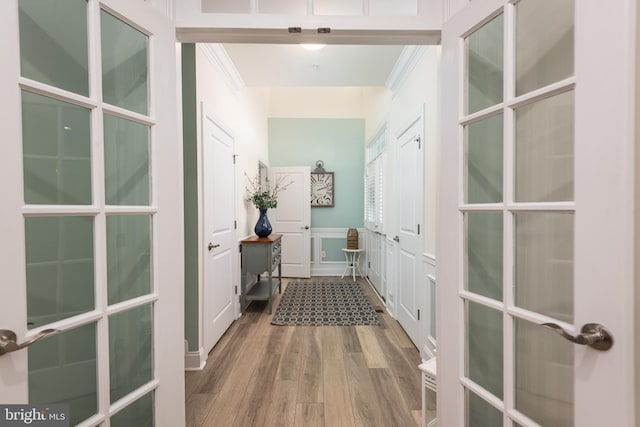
(268, 118), (365, 229)
(182, 44), (199, 352)
(322, 238), (347, 262)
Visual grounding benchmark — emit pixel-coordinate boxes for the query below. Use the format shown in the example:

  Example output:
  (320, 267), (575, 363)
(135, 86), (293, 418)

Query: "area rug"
(271, 281), (380, 326)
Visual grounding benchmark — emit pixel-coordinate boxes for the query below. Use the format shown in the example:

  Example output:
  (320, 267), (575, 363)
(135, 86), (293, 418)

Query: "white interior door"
(202, 107), (236, 354)
(438, 0), (637, 425)
(0, 1), (184, 425)
(269, 166), (311, 278)
(396, 116), (425, 349)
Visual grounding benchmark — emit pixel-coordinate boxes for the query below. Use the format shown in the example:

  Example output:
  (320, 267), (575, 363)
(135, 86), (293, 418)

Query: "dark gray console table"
(240, 234), (282, 314)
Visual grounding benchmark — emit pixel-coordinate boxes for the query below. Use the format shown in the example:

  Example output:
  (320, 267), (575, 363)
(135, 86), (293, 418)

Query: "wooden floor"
(185, 277), (423, 427)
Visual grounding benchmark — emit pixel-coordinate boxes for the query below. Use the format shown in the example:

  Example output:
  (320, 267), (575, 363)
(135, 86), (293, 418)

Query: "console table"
(240, 234), (282, 314)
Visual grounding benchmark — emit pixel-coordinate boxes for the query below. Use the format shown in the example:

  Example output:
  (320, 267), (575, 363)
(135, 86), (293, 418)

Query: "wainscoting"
(310, 228), (365, 276)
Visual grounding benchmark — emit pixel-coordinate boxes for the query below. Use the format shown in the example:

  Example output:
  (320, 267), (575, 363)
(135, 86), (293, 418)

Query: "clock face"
(310, 172), (334, 207)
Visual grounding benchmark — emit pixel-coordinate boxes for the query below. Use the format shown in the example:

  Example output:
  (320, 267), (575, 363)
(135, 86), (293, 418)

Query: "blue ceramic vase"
(254, 208), (272, 237)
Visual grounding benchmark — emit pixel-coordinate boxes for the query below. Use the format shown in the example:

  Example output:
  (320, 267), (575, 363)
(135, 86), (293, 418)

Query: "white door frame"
(0, 1), (185, 425)
(437, 0), (638, 425)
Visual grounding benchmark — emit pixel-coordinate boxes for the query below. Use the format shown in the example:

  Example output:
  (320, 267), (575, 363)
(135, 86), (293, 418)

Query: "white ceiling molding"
(385, 45), (427, 93)
(198, 43), (245, 91)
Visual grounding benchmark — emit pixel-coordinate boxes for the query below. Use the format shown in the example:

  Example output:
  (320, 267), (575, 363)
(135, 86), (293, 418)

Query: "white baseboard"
(184, 348), (207, 371)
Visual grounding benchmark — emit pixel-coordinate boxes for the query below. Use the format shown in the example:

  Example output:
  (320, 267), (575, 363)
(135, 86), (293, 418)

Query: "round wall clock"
(310, 172), (334, 207)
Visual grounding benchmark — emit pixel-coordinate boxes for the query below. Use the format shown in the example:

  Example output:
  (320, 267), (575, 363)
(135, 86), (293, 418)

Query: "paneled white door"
(269, 167), (311, 278)
(396, 116), (425, 349)
(202, 106), (236, 355)
(0, 0), (184, 426)
(438, 0), (637, 425)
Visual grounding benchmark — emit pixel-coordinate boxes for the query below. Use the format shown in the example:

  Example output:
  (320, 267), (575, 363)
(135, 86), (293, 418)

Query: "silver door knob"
(208, 243), (220, 251)
(0, 329), (59, 356)
(541, 322), (614, 351)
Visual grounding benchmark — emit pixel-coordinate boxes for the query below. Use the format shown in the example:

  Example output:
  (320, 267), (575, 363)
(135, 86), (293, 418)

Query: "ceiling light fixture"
(300, 44), (327, 51)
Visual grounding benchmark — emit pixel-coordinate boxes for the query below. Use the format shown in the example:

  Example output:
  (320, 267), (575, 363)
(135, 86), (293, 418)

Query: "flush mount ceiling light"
(300, 44), (327, 51)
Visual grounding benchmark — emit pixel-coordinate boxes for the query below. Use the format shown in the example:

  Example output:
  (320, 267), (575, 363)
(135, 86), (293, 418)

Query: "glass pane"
(465, 389), (502, 427)
(101, 10), (148, 115)
(19, 0), (88, 96)
(515, 91), (574, 202)
(516, 0), (574, 95)
(466, 14), (504, 114)
(104, 114), (151, 205)
(465, 213), (503, 301)
(466, 301), (503, 399)
(25, 216), (94, 329)
(111, 391), (154, 427)
(465, 114), (503, 203)
(107, 215), (152, 305)
(109, 304), (153, 402)
(29, 323), (97, 425)
(515, 319), (573, 426)
(515, 213), (573, 323)
(22, 91), (92, 205)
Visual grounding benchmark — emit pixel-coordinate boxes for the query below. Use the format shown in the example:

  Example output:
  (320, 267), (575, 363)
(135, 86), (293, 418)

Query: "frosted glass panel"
(465, 114), (503, 203)
(516, 0), (574, 95)
(107, 215), (152, 305)
(22, 91), (92, 205)
(19, 0), (88, 96)
(25, 216), (94, 329)
(111, 392), (154, 427)
(314, 0), (362, 15)
(466, 389), (502, 427)
(109, 304), (153, 402)
(202, 0), (251, 13)
(466, 14), (504, 114)
(465, 213), (503, 301)
(104, 114), (150, 206)
(29, 323), (97, 425)
(516, 91), (574, 202)
(515, 319), (573, 426)
(466, 301), (503, 399)
(258, 0), (306, 14)
(101, 11), (148, 115)
(515, 213), (573, 323)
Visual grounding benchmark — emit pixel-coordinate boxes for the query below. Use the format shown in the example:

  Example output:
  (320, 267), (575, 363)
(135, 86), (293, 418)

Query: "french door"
(0, 1), (184, 426)
(438, 0), (636, 425)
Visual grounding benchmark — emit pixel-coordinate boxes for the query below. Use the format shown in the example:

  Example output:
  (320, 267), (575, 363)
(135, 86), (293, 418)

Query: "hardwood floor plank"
(294, 403), (325, 427)
(186, 393), (214, 427)
(355, 325), (388, 368)
(340, 326), (363, 354)
(369, 367), (419, 427)
(232, 351), (281, 427)
(322, 327), (356, 427)
(372, 324), (422, 410)
(344, 352), (385, 427)
(296, 326), (323, 403)
(277, 326), (304, 381)
(263, 379), (298, 427)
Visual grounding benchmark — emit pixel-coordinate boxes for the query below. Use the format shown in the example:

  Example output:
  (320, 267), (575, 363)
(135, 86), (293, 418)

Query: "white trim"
(310, 227), (365, 276)
(184, 347), (207, 371)
(197, 44), (245, 91)
(386, 45), (428, 93)
(422, 252), (436, 265)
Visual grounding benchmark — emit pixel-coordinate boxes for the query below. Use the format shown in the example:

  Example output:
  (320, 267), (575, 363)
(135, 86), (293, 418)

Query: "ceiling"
(221, 44), (405, 87)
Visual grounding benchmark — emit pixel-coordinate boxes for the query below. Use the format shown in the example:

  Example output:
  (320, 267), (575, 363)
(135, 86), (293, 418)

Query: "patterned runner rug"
(271, 281), (380, 326)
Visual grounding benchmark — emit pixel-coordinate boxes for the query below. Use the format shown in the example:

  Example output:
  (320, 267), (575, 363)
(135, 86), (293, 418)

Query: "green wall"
(268, 118), (365, 229)
(182, 44), (199, 352)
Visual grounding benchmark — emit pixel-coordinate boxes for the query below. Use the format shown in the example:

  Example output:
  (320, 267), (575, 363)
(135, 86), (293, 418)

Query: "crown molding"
(198, 43), (245, 91)
(385, 45), (427, 93)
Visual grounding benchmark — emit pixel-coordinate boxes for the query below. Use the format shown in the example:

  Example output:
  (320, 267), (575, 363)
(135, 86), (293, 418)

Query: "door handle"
(393, 235), (400, 243)
(0, 329), (59, 356)
(541, 322), (614, 351)
(208, 243), (220, 251)
(302, 226), (310, 230)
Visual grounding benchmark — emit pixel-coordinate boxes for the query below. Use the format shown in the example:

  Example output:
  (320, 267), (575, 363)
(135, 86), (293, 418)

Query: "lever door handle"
(541, 322), (614, 351)
(208, 243), (220, 251)
(0, 329), (59, 356)
(302, 226), (310, 230)
(393, 236), (400, 243)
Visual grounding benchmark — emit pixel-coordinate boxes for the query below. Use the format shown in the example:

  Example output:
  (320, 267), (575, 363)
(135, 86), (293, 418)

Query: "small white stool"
(341, 248), (364, 281)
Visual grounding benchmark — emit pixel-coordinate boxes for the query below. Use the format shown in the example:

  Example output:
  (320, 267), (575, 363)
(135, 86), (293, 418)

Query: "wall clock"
(310, 171), (334, 207)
